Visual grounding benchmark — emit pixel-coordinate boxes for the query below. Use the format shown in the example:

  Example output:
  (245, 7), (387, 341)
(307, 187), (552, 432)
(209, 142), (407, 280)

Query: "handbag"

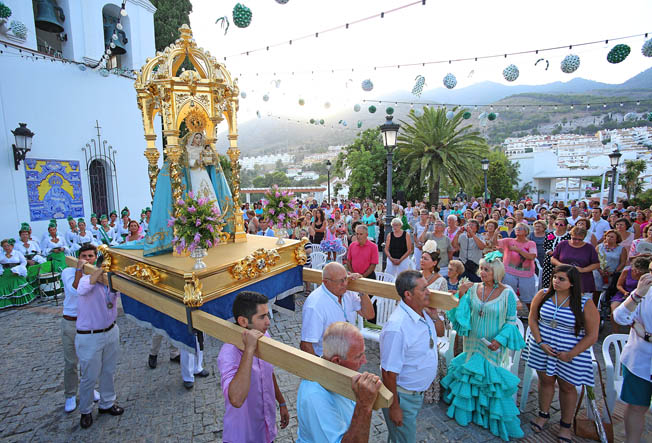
(573, 360), (614, 443)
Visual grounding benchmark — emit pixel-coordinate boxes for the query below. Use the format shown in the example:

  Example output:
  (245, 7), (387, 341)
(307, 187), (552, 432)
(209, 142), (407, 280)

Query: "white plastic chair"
(602, 333), (630, 420)
(310, 252), (327, 270)
(335, 250), (347, 264)
(374, 271), (396, 284)
(520, 326), (598, 419)
(309, 243), (323, 253)
(357, 296), (399, 342)
(507, 318), (525, 378)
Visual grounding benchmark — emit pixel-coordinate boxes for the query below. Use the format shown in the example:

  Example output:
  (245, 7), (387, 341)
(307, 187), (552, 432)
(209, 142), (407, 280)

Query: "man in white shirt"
(567, 205), (581, 226)
(380, 270), (442, 442)
(523, 201), (537, 223)
(300, 262), (374, 356)
(589, 207), (611, 243)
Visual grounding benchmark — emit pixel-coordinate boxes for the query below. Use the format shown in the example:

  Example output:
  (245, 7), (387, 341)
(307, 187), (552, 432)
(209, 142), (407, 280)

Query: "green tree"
(632, 189), (652, 208)
(252, 171), (292, 188)
(335, 129), (386, 200)
(470, 149), (520, 200)
(396, 107), (489, 205)
(619, 159), (647, 200)
(150, 0), (193, 52)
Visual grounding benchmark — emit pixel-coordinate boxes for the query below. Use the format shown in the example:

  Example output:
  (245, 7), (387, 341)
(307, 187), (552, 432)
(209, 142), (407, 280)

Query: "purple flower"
(279, 213), (286, 221)
(275, 192), (281, 198)
(207, 224), (214, 233)
(193, 232), (201, 243)
(206, 217), (215, 222)
(180, 238), (186, 248)
(167, 218), (176, 227)
(279, 201), (284, 208)
(207, 239), (213, 248)
(212, 206), (221, 216)
(188, 206), (196, 213)
(196, 218), (201, 227)
(273, 184), (279, 189)
(269, 208), (275, 215)
(188, 190), (195, 199)
(177, 199), (185, 206)
(173, 236), (179, 243)
(175, 245), (183, 254)
(188, 243), (196, 253)
(180, 216), (187, 223)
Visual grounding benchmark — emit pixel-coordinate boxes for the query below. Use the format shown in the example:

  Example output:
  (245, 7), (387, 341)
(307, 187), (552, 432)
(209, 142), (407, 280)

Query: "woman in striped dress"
(524, 265), (599, 443)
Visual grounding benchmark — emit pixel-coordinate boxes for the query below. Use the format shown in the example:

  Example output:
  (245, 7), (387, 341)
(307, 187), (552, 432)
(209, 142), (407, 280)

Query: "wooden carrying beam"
(303, 268), (459, 311)
(65, 258), (392, 409)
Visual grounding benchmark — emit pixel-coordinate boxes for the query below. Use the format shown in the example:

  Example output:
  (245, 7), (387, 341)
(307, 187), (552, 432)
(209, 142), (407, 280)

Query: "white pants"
(75, 324), (119, 414)
(413, 248), (423, 270)
(384, 258), (413, 277)
(180, 336), (204, 382)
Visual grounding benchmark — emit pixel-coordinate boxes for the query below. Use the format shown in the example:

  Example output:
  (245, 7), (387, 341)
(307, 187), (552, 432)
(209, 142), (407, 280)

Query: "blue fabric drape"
(121, 266), (303, 350)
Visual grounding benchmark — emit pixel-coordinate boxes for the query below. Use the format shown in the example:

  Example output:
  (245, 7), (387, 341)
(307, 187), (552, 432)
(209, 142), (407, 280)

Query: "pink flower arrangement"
(168, 192), (227, 253)
(262, 184), (298, 230)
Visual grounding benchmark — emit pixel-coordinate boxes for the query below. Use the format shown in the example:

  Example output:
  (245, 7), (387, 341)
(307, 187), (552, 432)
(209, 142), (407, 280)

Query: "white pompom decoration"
(446, 110), (455, 120)
(361, 79), (374, 92)
(642, 38), (652, 57)
(561, 54), (581, 73)
(443, 73), (457, 89)
(502, 64), (519, 82)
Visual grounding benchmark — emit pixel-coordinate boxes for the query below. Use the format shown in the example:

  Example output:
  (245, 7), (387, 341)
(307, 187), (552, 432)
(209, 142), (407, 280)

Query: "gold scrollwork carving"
(183, 273), (203, 307)
(294, 238), (309, 265)
(230, 248), (281, 281)
(97, 245), (113, 272)
(124, 263), (161, 285)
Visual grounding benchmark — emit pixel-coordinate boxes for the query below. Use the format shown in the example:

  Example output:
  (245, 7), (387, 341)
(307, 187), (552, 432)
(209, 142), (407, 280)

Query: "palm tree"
(397, 106), (489, 205)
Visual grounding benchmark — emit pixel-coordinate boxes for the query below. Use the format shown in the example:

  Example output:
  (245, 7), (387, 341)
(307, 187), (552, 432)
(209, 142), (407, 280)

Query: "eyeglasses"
(325, 277), (347, 284)
(505, 221), (514, 225)
(555, 223), (566, 227)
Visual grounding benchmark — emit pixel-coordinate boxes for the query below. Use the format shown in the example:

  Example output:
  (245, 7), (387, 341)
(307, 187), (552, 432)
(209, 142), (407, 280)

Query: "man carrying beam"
(297, 322), (382, 442)
(217, 291), (290, 442)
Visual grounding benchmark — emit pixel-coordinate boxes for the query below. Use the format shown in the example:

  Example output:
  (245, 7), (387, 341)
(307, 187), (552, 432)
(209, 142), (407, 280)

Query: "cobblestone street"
(1, 293), (650, 442)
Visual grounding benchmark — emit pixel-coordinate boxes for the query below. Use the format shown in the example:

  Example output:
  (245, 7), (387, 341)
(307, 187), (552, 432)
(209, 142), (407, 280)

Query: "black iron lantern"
(12, 123), (35, 170)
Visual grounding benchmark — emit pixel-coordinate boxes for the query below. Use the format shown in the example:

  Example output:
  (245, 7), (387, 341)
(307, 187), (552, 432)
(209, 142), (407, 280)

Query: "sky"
(188, 0), (652, 124)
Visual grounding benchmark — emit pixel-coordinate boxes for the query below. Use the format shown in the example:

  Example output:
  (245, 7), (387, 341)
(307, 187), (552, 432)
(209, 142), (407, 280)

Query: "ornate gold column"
(227, 133), (246, 242)
(144, 134), (160, 199)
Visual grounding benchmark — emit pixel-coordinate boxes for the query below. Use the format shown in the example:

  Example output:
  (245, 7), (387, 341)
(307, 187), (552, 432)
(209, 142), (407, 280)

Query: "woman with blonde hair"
(482, 220), (501, 253)
(384, 217), (413, 276)
(442, 252), (525, 440)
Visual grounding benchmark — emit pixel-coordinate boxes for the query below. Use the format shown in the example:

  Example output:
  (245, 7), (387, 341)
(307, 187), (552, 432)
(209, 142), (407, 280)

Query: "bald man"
(300, 262), (374, 356)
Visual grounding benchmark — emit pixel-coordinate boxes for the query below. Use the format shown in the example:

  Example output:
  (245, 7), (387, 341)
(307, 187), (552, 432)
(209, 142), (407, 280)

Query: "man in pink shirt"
(217, 291), (290, 442)
(73, 244), (124, 429)
(346, 225), (379, 280)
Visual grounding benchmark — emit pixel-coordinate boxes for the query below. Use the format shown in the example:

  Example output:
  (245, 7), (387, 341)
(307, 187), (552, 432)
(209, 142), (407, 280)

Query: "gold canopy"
(134, 24), (246, 242)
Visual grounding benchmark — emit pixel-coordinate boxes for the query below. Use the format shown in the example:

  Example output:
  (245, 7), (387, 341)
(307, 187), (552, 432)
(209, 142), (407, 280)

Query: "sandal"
(530, 410), (550, 433)
(558, 419), (573, 443)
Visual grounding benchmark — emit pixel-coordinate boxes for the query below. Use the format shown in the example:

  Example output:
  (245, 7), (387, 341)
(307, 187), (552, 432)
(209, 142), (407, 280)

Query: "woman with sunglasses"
(541, 217), (571, 288)
(500, 217), (516, 239)
(550, 227), (600, 297)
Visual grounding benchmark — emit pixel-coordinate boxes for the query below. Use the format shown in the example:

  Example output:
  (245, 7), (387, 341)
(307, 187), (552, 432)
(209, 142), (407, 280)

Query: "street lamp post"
(326, 159), (332, 204)
(380, 115), (400, 252)
(481, 158), (489, 203)
(607, 147), (622, 204)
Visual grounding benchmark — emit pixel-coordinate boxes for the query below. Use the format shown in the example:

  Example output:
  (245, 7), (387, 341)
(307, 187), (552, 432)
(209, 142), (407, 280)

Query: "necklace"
(479, 283), (499, 317)
(550, 292), (571, 329)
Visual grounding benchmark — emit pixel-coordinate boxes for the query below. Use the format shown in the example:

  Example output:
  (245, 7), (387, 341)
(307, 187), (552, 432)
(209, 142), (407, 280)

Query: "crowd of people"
(2, 194), (652, 441)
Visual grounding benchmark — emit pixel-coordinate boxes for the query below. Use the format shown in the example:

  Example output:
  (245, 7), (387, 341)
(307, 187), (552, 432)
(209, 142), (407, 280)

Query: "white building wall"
(0, 0), (157, 239)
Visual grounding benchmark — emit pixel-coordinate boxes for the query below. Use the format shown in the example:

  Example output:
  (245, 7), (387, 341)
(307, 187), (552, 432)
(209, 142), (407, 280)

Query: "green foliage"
(337, 129), (386, 200)
(0, 3), (11, 19)
(396, 107), (489, 205)
(619, 159), (647, 200)
(470, 149), (520, 201)
(171, 194), (224, 252)
(150, 0), (193, 52)
(252, 171), (292, 188)
(631, 189), (652, 208)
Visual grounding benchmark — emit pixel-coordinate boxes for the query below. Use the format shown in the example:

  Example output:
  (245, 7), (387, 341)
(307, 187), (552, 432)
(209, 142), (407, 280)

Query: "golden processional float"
(67, 25), (457, 409)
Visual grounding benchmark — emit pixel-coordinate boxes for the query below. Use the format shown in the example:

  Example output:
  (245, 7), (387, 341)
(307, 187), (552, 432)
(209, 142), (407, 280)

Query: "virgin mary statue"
(115, 131), (234, 256)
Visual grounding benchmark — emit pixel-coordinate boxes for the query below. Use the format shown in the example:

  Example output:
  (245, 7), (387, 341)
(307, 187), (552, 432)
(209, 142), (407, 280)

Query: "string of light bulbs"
(232, 31), (651, 79)
(222, 0), (427, 60)
(362, 98), (652, 109)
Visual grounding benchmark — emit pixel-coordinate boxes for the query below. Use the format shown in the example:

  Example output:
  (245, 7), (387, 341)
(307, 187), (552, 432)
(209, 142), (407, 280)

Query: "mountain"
(216, 67), (652, 155)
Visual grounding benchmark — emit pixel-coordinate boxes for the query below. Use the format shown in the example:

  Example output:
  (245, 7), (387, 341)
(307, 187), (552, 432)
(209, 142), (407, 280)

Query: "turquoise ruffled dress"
(441, 284), (525, 441)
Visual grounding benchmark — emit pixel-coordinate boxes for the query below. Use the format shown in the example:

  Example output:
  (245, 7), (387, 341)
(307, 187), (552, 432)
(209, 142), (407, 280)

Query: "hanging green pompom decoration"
(502, 64), (519, 82)
(298, 98), (305, 106)
(263, 94), (269, 102)
(0, 3), (12, 19)
(463, 111), (472, 119)
(561, 54), (580, 73)
(607, 44), (631, 64)
(647, 112), (652, 122)
(357, 120), (363, 128)
(642, 38), (652, 57)
(309, 118), (315, 124)
(353, 104), (361, 112)
(368, 105), (377, 114)
(488, 112), (497, 121)
(319, 119), (325, 125)
(233, 3), (252, 28)
(386, 106), (394, 115)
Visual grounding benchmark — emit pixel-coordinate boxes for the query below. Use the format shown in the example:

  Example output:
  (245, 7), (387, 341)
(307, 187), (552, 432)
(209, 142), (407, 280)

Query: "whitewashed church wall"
(0, 55), (162, 239)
